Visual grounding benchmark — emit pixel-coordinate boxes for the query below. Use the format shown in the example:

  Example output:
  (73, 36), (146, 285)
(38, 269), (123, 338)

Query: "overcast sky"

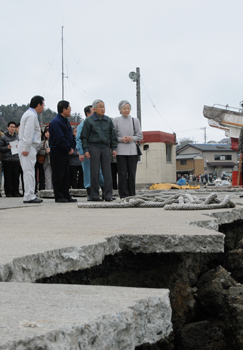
(1, 0), (243, 143)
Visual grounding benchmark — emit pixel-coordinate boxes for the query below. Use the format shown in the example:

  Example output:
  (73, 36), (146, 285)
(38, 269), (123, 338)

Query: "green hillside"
(0, 104), (56, 131)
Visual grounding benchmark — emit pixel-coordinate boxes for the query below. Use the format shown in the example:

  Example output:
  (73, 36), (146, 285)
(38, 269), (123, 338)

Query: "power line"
(176, 127), (203, 133)
(63, 39), (115, 108)
(140, 77), (174, 133)
(64, 39), (100, 97)
(67, 78), (93, 103)
(35, 40), (62, 93)
(43, 74), (62, 99)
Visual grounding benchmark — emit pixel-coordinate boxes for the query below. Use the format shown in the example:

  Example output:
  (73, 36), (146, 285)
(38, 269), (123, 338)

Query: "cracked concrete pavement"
(1, 189), (243, 349)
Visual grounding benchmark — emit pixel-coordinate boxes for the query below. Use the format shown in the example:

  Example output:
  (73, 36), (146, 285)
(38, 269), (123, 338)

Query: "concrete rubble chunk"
(226, 248), (243, 283)
(176, 319), (227, 350)
(0, 283), (172, 350)
(196, 265), (238, 315)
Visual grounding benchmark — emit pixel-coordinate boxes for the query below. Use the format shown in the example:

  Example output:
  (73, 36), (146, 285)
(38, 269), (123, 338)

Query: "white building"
(136, 131), (177, 185)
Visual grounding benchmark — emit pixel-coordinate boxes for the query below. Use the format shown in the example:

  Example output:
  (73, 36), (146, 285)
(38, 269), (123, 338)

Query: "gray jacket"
(113, 116), (143, 156)
(37, 139), (50, 169)
(0, 132), (19, 162)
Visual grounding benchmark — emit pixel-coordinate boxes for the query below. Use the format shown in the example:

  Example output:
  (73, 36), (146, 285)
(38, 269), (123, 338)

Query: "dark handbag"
(37, 139), (46, 164)
(136, 143), (142, 156)
(132, 118), (142, 156)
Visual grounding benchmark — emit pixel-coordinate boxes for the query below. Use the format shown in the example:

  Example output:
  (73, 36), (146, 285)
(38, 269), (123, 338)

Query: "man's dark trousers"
(3, 161), (20, 196)
(50, 151), (71, 201)
(89, 144), (112, 200)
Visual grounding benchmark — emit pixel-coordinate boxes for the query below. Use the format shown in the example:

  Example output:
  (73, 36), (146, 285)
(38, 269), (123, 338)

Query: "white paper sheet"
(9, 140), (19, 155)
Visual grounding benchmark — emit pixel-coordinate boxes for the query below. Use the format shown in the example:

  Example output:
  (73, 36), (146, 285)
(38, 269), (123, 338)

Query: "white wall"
(136, 142), (176, 184)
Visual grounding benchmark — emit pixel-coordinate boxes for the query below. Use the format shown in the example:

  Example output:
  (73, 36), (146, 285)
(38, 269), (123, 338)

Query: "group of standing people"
(79, 99), (143, 201)
(0, 96), (143, 204)
(177, 173), (216, 184)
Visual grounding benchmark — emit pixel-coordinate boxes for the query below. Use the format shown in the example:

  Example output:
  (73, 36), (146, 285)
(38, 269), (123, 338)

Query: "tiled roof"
(207, 162), (237, 167)
(178, 143), (234, 152)
(176, 154), (203, 160)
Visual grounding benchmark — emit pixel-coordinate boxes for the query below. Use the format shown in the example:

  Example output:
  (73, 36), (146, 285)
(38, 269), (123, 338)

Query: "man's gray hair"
(93, 99), (104, 108)
(118, 100), (131, 112)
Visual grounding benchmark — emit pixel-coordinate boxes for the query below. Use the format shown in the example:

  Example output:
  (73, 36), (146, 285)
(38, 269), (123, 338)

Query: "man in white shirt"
(18, 96), (44, 203)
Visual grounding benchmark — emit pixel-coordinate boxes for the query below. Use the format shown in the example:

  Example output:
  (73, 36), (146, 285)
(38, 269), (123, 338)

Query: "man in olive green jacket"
(81, 99), (117, 201)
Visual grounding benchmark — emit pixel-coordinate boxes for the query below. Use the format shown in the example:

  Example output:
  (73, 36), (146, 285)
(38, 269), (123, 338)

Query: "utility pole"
(200, 127), (206, 143)
(136, 67), (141, 127)
(129, 67), (142, 127)
(62, 26), (64, 100)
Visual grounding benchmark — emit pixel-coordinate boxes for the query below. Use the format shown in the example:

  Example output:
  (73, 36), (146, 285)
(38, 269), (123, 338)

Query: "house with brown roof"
(176, 153), (205, 176)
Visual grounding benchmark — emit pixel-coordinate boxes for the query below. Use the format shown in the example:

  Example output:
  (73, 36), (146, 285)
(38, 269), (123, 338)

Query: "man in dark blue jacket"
(49, 100), (77, 203)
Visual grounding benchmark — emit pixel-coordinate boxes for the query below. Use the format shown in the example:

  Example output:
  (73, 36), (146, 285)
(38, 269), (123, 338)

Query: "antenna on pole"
(61, 26), (68, 100)
(61, 26), (64, 100)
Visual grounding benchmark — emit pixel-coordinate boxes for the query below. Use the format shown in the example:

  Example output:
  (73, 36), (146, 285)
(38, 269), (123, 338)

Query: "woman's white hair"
(93, 99), (104, 108)
(118, 100), (131, 112)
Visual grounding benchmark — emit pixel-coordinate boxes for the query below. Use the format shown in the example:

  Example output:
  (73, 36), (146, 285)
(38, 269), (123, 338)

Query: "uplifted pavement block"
(0, 283), (172, 350)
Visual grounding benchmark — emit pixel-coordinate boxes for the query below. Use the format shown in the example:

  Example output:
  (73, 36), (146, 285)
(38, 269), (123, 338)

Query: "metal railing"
(213, 103), (243, 114)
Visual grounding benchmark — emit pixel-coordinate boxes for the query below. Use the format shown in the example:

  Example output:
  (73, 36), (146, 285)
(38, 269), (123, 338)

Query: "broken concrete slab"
(0, 197), (227, 282)
(1, 193), (243, 284)
(0, 237), (121, 282)
(0, 283), (172, 350)
(205, 207), (243, 225)
(1, 190), (243, 349)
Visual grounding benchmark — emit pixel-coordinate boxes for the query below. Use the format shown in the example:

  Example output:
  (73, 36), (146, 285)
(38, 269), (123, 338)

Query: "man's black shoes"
(23, 198), (43, 204)
(89, 197), (103, 201)
(68, 197), (77, 202)
(105, 198), (116, 202)
(55, 198), (77, 203)
(55, 198), (68, 203)
(88, 197), (116, 202)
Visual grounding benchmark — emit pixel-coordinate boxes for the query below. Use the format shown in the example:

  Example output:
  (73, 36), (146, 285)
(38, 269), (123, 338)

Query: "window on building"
(214, 155), (232, 161)
(180, 160), (187, 165)
(166, 144), (172, 163)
